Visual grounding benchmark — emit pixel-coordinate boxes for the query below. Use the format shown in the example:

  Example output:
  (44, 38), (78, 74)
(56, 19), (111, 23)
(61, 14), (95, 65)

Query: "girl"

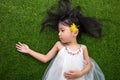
(16, 0), (105, 80)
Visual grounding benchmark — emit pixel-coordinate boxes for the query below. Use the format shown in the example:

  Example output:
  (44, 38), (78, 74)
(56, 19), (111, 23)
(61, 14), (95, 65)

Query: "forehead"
(58, 22), (70, 29)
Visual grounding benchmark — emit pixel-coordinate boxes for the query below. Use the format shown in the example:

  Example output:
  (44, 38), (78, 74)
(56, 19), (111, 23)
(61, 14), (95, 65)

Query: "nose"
(58, 31), (61, 36)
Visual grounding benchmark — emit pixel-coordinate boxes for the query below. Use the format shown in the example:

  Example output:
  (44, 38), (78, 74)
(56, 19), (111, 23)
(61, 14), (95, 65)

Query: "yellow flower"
(70, 23), (78, 32)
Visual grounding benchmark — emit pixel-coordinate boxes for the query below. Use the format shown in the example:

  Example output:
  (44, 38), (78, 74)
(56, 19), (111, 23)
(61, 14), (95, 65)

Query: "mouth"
(59, 38), (62, 40)
(59, 38), (65, 43)
(59, 37), (62, 40)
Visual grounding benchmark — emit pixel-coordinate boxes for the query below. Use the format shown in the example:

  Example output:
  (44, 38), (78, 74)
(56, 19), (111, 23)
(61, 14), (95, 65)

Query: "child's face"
(58, 23), (76, 43)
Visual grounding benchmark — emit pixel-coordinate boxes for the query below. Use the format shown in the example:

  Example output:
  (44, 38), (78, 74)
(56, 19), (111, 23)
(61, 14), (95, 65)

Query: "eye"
(61, 30), (65, 32)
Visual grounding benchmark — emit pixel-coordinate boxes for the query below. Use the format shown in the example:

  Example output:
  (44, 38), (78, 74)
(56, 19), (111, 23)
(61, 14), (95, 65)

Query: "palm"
(16, 42), (30, 53)
(20, 44), (29, 53)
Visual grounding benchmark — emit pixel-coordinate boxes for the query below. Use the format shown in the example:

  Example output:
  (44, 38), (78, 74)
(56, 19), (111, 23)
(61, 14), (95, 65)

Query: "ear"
(73, 30), (79, 37)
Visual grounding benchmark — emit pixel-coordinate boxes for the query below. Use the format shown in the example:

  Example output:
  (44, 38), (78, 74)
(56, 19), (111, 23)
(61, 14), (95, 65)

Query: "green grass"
(0, 0), (120, 80)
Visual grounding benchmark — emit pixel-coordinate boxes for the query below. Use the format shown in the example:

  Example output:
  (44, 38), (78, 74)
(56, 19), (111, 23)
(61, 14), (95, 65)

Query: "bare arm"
(16, 42), (59, 63)
(79, 45), (91, 76)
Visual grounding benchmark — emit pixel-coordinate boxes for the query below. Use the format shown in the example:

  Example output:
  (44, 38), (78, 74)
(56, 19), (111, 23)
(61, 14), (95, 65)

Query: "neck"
(66, 39), (79, 46)
(64, 39), (80, 51)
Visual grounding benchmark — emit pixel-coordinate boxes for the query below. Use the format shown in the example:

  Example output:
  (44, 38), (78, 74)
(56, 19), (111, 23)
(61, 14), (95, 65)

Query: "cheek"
(64, 32), (72, 38)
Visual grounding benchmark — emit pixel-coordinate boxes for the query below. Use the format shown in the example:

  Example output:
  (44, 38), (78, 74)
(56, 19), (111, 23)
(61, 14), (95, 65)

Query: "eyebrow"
(59, 27), (63, 30)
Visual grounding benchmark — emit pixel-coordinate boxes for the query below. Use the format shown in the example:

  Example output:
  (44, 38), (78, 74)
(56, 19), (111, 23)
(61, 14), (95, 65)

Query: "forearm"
(28, 49), (48, 63)
(79, 62), (91, 77)
(16, 42), (58, 63)
(79, 45), (92, 77)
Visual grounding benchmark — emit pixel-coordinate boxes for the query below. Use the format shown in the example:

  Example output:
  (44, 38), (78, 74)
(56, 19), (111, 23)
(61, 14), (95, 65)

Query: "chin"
(60, 40), (65, 43)
(60, 40), (68, 44)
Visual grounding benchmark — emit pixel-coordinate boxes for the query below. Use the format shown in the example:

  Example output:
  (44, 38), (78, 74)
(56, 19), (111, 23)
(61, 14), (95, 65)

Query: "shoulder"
(55, 41), (64, 50)
(80, 44), (89, 57)
(81, 44), (88, 51)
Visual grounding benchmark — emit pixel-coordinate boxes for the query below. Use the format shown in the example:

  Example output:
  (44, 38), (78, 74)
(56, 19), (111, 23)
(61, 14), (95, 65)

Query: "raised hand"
(16, 42), (30, 53)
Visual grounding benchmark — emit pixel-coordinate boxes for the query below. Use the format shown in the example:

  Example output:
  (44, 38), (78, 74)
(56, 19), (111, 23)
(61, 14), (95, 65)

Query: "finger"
(64, 72), (71, 78)
(65, 72), (72, 75)
(69, 70), (74, 73)
(17, 48), (21, 51)
(16, 46), (21, 49)
(17, 49), (22, 52)
(16, 44), (22, 48)
(65, 75), (71, 79)
(64, 72), (69, 75)
(23, 44), (27, 47)
(18, 42), (23, 46)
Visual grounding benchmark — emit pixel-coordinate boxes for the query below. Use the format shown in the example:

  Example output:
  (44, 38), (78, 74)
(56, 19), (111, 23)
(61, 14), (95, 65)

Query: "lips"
(59, 38), (62, 40)
(59, 37), (62, 40)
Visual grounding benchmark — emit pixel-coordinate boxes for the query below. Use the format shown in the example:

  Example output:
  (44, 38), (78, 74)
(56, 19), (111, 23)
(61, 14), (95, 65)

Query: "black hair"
(41, 0), (102, 38)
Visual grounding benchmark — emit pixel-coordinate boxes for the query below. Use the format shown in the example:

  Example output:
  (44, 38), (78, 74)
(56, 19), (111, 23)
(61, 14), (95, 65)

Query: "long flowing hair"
(41, 0), (102, 38)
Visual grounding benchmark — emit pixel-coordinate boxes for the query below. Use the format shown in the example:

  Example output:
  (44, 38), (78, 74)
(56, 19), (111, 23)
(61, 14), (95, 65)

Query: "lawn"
(0, 0), (120, 80)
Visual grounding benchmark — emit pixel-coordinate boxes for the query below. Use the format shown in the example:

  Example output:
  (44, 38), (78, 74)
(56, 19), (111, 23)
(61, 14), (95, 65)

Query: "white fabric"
(42, 46), (105, 80)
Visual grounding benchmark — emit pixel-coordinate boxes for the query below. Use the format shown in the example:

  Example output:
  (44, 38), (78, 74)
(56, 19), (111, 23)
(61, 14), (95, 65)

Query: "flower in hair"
(70, 23), (78, 32)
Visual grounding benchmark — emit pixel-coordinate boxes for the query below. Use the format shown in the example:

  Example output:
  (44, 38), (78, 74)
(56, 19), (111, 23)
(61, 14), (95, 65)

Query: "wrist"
(78, 71), (83, 77)
(27, 49), (33, 54)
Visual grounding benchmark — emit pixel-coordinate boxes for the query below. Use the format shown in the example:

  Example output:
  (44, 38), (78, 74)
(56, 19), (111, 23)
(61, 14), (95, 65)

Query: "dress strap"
(80, 44), (82, 48)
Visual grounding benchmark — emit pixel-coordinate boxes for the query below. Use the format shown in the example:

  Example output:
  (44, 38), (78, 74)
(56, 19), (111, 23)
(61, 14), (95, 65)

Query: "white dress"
(42, 45), (105, 80)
